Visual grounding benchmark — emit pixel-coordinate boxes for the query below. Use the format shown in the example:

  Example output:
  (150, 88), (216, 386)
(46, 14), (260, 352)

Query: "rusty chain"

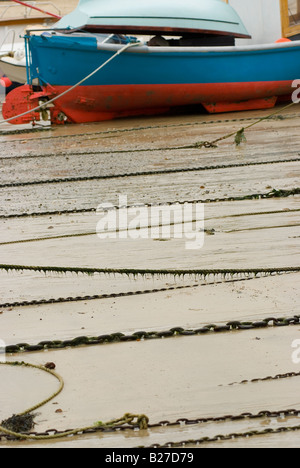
(0, 112), (295, 145)
(1, 408), (298, 441)
(4, 313), (300, 354)
(2, 385), (300, 442)
(1, 158), (299, 189)
(2, 275), (300, 443)
(0, 188), (299, 220)
(1, 115), (299, 445)
(0, 283), (203, 309)
(143, 423), (300, 448)
(0, 207), (299, 247)
(0, 274), (256, 310)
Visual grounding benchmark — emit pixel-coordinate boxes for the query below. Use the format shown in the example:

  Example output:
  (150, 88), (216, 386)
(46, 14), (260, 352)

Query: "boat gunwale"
(144, 39), (300, 54)
(0, 56), (26, 68)
(28, 33), (300, 55)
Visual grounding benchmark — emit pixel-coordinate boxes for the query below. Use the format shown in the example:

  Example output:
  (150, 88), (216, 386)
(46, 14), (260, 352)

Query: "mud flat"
(0, 104), (299, 448)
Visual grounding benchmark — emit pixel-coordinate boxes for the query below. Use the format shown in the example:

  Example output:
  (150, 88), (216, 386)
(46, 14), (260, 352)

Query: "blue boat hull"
(3, 35), (300, 123)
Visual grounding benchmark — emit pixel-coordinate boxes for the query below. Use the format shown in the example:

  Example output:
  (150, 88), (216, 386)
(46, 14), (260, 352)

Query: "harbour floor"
(0, 104), (299, 448)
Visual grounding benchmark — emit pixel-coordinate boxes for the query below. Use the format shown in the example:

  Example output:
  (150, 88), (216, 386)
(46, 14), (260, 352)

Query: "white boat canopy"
(55, 0), (251, 38)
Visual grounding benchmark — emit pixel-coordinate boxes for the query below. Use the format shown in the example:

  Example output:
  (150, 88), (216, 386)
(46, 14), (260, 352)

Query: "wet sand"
(0, 103), (299, 448)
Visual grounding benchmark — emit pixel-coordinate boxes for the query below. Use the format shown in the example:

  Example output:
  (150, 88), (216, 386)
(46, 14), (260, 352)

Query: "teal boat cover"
(55, 0), (250, 38)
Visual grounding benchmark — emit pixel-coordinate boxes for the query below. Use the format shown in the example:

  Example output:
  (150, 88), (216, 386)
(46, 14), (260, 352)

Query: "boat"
(0, 46), (28, 85)
(0, 1), (60, 88)
(3, 0), (300, 124)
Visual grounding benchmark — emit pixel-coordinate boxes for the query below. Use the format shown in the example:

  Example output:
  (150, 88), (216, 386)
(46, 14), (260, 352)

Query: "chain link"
(2, 312), (300, 442)
(145, 424), (300, 448)
(1, 105), (299, 445)
(0, 273), (268, 310)
(1, 208), (299, 248)
(4, 314), (300, 354)
(1, 112), (295, 146)
(0, 188), (299, 219)
(0, 283), (202, 309)
(1, 158), (299, 189)
(1, 114), (299, 443)
(2, 405), (300, 443)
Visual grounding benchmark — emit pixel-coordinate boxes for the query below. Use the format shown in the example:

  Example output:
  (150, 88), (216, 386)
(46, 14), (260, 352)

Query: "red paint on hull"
(2, 85), (42, 124)
(3, 80), (294, 124)
(202, 96), (278, 114)
(46, 80), (293, 122)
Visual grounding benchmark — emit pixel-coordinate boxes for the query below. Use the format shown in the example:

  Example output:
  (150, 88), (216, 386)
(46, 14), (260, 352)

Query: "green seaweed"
(1, 413), (36, 433)
(0, 264), (299, 280)
(235, 128), (247, 146)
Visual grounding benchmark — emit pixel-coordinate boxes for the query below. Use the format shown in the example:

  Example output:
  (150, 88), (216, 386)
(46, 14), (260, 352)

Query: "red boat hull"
(43, 80), (292, 123)
(2, 80), (293, 124)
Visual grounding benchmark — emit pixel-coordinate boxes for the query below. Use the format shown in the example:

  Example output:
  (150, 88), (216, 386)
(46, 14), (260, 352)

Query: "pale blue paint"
(55, 0), (250, 37)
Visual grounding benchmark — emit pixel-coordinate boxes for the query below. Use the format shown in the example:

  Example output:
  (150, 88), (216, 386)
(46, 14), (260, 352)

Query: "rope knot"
(137, 414), (149, 430)
(123, 413), (149, 430)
